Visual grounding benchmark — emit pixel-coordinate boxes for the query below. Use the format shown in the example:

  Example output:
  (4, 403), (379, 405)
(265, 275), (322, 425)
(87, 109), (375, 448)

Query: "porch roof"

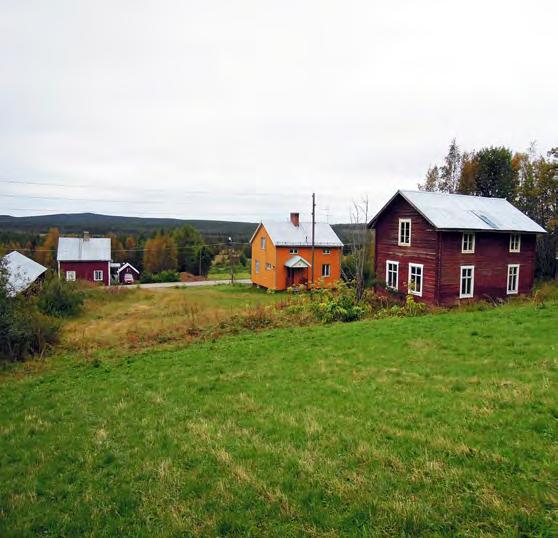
(284, 255), (311, 269)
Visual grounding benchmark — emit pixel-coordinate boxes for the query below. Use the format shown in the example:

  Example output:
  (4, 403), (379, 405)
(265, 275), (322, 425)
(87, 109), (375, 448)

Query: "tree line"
(420, 140), (558, 277)
(0, 225), (222, 277)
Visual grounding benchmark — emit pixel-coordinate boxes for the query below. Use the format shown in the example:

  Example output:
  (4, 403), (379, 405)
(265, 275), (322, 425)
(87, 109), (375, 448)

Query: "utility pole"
(311, 192), (316, 287)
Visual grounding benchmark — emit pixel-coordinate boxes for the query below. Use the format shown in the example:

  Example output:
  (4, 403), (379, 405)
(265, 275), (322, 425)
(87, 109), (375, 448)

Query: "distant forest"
(0, 213), (357, 276)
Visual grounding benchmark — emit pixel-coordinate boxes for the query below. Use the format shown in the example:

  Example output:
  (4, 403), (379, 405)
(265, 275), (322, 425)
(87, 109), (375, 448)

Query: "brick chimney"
(290, 212), (300, 227)
(83, 231), (90, 241)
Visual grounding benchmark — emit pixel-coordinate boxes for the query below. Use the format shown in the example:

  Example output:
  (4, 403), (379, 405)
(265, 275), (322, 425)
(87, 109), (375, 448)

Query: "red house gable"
(369, 190), (546, 305)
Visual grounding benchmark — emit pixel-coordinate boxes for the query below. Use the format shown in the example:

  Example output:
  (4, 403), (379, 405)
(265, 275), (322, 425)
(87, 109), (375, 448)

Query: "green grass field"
(1, 302), (557, 536)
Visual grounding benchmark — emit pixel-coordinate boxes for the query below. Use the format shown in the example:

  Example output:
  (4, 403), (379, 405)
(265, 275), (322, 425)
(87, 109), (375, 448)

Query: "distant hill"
(0, 213), (259, 242)
(0, 212), (358, 246)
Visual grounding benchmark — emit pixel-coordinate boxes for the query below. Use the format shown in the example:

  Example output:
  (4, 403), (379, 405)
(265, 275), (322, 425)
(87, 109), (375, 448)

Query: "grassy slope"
(1, 304), (557, 536)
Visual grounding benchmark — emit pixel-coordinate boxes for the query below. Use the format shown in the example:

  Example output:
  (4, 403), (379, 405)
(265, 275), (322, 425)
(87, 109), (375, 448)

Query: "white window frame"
(93, 270), (103, 282)
(265, 262), (272, 271)
(459, 265), (475, 299)
(509, 234), (521, 253)
(255, 260), (260, 274)
(65, 270), (76, 282)
(323, 248), (331, 254)
(507, 264), (520, 295)
(461, 232), (475, 254)
(386, 260), (399, 290)
(321, 264), (331, 278)
(407, 263), (423, 297)
(289, 248), (298, 254)
(260, 236), (266, 250)
(398, 218), (411, 246)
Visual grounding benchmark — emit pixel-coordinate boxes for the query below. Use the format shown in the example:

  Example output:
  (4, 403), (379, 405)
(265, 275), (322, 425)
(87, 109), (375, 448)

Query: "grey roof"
(2, 251), (47, 296)
(57, 237), (112, 261)
(369, 190), (547, 233)
(250, 221), (343, 247)
(117, 262), (140, 274)
(284, 255), (311, 268)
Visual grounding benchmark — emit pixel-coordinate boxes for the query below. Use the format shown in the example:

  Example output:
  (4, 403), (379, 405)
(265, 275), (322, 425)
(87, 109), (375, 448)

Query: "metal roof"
(369, 190), (547, 233)
(250, 221), (343, 247)
(117, 262), (140, 274)
(57, 237), (112, 261)
(2, 251), (47, 296)
(284, 255), (311, 268)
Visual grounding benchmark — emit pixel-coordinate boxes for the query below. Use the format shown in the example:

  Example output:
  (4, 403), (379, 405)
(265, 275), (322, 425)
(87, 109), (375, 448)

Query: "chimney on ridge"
(290, 212), (300, 227)
(83, 231), (90, 241)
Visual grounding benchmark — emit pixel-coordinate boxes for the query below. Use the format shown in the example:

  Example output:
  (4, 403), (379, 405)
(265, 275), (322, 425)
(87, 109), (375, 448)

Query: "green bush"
(0, 264), (60, 361)
(38, 278), (84, 318)
(140, 271), (180, 284)
(310, 286), (369, 323)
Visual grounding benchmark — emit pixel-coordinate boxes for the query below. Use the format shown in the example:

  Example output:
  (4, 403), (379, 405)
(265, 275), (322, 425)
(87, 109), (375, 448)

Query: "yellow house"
(250, 212), (344, 290)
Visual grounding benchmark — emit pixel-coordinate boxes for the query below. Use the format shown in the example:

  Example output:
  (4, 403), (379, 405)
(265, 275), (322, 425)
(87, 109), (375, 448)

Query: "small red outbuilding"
(117, 262), (140, 284)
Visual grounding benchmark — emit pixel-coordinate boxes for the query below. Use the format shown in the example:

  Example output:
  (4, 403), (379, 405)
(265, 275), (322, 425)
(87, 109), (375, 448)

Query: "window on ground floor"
(265, 263), (272, 270)
(408, 263), (423, 296)
(255, 260), (260, 273)
(386, 260), (399, 290)
(93, 270), (103, 282)
(65, 270), (76, 282)
(321, 264), (331, 277)
(460, 265), (474, 298)
(507, 264), (519, 294)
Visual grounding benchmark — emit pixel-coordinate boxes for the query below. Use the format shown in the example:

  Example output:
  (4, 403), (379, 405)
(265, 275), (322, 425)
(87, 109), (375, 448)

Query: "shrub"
(140, 271), (181, 284)
(310, 286), (369, 323)
(38, 278), (84, 317)
(0, 263), (60, 361)
(375, 295), (428, 319)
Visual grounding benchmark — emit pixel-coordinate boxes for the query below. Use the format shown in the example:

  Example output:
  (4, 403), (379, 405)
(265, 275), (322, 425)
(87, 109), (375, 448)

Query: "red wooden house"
(368, 190), (546, 305)
(57, 232), (112, 286)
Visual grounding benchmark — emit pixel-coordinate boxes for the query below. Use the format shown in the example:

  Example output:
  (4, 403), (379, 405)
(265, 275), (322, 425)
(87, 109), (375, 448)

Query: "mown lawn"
(0, 303), (557, 536)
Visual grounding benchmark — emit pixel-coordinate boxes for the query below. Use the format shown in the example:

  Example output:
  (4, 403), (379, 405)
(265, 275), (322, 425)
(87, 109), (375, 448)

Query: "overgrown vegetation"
(37, 277), (84, 317)
(0, 262), (60, 361)
(1, 300), (557, 536)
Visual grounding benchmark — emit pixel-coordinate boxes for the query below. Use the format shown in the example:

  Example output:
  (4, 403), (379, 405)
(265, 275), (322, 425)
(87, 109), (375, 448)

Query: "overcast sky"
(1, 0), (556, 223)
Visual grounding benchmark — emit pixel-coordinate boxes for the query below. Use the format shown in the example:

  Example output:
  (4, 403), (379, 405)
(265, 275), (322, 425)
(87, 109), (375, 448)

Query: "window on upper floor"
(398, 219), (411, 246)
(386, 260), (399, 290)
(462, 232), (475, 253)
(323, 248), (331, 254)
(509, 234), (521, 253)
(289, 248), (298, 254)
(408, 263), (423, 296)
(260, 236), (266, 250)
